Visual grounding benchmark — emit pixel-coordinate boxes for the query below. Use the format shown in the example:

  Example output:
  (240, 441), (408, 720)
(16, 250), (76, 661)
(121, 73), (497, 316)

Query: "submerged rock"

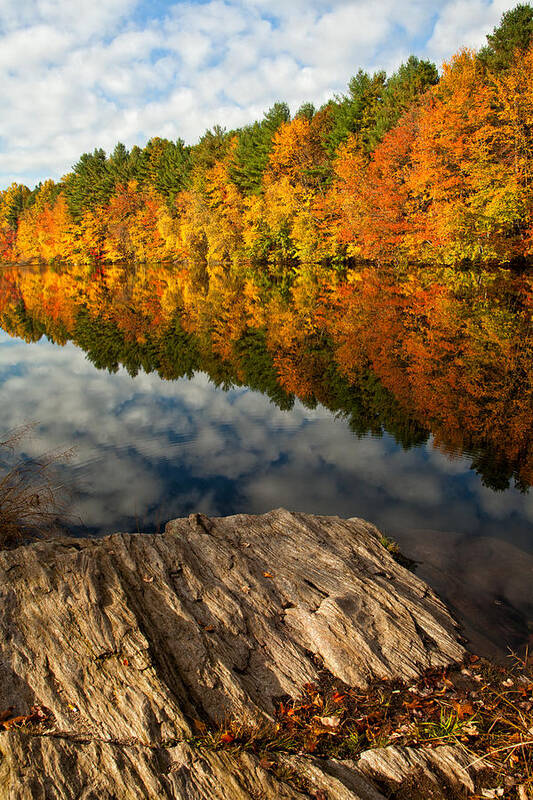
(0, 509), (477, 798)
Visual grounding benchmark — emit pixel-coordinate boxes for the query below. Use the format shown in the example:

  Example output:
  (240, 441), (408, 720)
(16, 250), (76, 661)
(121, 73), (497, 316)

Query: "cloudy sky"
(0, 0), (520, 188)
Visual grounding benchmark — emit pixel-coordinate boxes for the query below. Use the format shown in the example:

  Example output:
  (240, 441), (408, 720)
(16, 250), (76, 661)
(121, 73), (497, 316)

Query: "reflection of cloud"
(0, 334), (531, 563)
(425, 440), (471, 476)
(473, 481), (527, 520)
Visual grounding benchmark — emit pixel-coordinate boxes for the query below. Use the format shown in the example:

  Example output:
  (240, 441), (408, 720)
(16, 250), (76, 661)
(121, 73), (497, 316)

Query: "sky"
(0, 0), (521, 188)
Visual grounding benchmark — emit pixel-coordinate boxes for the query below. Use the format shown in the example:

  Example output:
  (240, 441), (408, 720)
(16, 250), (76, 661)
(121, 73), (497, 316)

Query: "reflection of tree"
(0, 261), (532, 492)
(10, 301), (47, 343)
(234, 331), (294, 411)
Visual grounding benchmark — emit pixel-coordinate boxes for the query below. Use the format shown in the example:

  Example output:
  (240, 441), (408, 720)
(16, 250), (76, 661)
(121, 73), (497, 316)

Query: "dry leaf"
(462, 722), (479, 736)
(453, 700), (474, 719)
(317, 715), (341, 730)
(193, 718), (207, 734)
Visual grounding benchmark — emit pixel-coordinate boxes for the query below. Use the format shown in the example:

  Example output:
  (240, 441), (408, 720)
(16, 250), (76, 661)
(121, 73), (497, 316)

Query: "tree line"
(1, 4), (533, 272)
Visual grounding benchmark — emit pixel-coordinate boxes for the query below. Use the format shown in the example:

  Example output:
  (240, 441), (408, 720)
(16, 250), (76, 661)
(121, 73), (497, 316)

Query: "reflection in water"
(0, 261), (532, 656)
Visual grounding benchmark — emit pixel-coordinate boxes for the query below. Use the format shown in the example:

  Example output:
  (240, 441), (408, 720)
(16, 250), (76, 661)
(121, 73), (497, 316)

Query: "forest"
(1, 4), (533, 273)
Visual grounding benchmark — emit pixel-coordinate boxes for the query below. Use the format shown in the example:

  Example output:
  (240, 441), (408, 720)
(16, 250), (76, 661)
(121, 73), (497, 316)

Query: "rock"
(0, 732), (309, 800)
(0, 734), (488, 800)
(0, 509), (471, 798)
(357, 745), (488, 799)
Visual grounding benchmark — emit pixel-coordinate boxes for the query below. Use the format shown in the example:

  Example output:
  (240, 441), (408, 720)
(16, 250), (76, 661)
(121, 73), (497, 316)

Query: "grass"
(0, 424), (72, 549)
(379, 534), (418, 570)
(189, 653), (533, 798)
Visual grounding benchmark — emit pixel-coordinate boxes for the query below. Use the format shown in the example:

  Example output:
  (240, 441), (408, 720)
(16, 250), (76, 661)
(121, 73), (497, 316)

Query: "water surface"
(1, 262), (531, 657)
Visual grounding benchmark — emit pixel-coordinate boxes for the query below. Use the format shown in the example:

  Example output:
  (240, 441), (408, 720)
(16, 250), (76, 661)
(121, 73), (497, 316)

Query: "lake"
(0, 261), (532, 658)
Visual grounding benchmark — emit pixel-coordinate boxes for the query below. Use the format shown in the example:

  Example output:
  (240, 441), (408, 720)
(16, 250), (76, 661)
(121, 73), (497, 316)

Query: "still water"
(0, 261), (532, 657)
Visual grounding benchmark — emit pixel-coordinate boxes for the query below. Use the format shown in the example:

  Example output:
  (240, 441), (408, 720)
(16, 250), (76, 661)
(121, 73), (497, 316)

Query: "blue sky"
(0, 0), (520, 188)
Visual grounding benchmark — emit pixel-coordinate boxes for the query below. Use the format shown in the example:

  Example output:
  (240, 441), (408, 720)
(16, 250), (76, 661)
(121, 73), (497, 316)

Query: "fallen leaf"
(0, 705), (52, 730)
(316, 715), (341, 730)
(462, 722), (479, 737)
(404, 698), (424, 710)
(1, 716), (28, 729)
(193, 719), (207, 734)
(453, 701), (474, 719)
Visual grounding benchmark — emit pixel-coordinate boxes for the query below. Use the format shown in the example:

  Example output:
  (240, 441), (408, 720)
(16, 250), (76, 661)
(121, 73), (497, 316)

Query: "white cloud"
(426, 0), (515, 62)
(0, 1), (521, 187)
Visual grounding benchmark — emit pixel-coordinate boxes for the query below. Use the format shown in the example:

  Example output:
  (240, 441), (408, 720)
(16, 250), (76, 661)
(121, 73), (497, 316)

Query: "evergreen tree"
(295, 102), (316, 120)
(479, 3), (533, 71)
(64, 148), (114, 217)
(109, 142), (131, 185)
(4, 184), (31, 229)
(369, 56), (438, 148)
(151, 139), (191, 204)
(231, 102), (291, 194)
(327, 69), (387, 155)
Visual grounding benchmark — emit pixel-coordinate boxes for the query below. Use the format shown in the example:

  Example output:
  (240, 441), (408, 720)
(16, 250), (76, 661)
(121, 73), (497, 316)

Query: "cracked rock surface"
(0, 509), (474, 798)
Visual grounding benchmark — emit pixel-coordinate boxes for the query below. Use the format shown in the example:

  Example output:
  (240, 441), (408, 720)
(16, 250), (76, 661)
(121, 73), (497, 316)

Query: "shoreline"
(0, 509), (530, 797)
